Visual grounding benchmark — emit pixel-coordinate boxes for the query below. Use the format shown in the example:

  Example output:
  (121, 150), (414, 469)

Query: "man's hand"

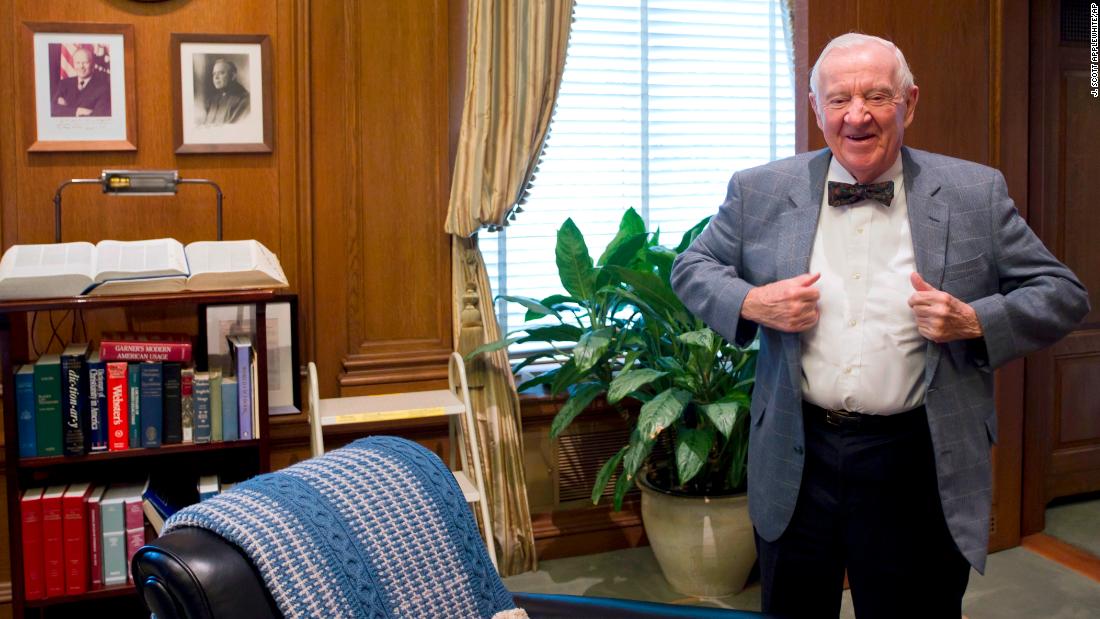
(742, 273), (821, 332)
(56, 96), (68, 106)
(908, 272), (984, 343)
(75, 107), (93, 117)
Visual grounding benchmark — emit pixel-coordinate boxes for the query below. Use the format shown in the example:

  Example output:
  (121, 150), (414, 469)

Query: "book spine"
(62, 493), (88, 594)
(221, 379), (239, 441)
(42, 492), (64, 596)
(87, 493), (103, 590)
(128, 364), (141, 449)
(100, 340), (192, 363)
(16, 367), (37, 458)
(61, 353), (87, 456)
(123, 497), (145, 582)
(99, 502), (126, 586)
(235, 342), (253, 440)
(106, 362), (129, 451)
(210, 371), (223, 442)
(193, 374), (212, 444)
(87, 359), (108, 452)
(181, 369), (194, 443)
(162, 362), (183, 444)
(34, 359), (62, 456)
(139, 362), (163, 448)
(21, 493), (45, 601)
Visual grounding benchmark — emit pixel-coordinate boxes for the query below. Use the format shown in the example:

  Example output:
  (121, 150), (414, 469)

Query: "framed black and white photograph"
(199, 295), (300, 416)
(22, 22), (137, 152)
(171, 33), (273, 154)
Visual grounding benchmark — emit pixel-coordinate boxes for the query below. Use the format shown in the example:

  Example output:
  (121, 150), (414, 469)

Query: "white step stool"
(306, 352), (497, 569)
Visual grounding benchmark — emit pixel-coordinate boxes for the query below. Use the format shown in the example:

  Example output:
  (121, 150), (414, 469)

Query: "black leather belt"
(803, 401), (925, 430)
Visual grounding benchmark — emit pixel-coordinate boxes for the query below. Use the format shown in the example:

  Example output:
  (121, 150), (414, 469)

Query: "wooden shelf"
(24, 583), (136, 607)
(15, 440), (262, 470)
(0, 288), (276, 314)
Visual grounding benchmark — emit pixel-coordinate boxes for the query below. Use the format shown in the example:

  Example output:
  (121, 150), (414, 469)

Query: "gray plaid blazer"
(670, 146), (1089, 573)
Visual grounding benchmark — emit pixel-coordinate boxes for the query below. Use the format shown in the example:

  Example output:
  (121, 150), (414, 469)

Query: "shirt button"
(848, 319), (857, 327)
(852, 273), (862, 280)
(856, 227), (864, 234)
(794, 445), (804, 455)
(844, 367), (853, 374)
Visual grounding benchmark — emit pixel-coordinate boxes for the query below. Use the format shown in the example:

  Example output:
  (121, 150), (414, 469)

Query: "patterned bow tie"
(827, 180), (894, 207)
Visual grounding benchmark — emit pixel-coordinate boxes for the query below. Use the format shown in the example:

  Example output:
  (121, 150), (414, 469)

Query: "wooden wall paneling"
(797, 0), (1027, 551)
(309, 0), (455, 398)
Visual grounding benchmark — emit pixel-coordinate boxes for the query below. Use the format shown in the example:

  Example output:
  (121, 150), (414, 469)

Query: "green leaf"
(465, 335), (523, 359)
(675, 215), (712, 253)
(550, 382), (605, 439)
(607, 368), (667, 404)
(636, 388), (691, 443)
(608, 266), (689, 324)
(574, 327), (613, 374)
(622, 437), (653, 489)
(592, 446), (628, 505)
(556, 219), (597, 302)
(612, 456), (637, 511)
(528, 294), (578, 321)
(516, 368), (560, 392)
(549, 360), (583, 395)
(647, 246), (677, 282)
(701, 401), (743, 440)
(599, 232), (647, 269)
(519, 324), (584, 344)
(500, 294), (559, 319)
(676, 423), (716, 485)
(678, 328), (716, 350)
(597, 209), (646, 266)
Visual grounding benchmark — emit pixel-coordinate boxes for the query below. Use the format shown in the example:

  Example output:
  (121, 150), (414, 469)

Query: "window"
(480, 0), (796, 345)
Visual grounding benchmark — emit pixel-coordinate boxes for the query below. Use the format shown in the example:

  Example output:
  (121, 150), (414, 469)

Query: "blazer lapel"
(777, 149), (830, 381)
(903, 147), (948, 288)
(901, 147), (950, 383)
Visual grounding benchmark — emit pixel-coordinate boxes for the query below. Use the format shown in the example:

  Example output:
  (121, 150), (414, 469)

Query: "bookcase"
(1, 289), (274, 617)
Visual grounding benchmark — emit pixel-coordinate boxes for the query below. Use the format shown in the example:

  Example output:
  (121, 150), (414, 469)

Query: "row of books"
(20, 476), (226, 600)
(16, 333), (258, 458)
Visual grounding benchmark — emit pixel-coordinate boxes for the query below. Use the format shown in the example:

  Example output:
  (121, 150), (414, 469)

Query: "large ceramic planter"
(637, 474), (756, 597)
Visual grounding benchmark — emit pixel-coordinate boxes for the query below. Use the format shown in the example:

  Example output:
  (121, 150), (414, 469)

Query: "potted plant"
(473, 208), (758, 596)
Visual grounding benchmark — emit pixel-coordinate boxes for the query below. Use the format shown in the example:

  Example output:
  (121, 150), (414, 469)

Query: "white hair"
(809, 33), (915, 103)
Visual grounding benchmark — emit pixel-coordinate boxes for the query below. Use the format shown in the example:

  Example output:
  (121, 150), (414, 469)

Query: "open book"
(0, 239), (288, 300)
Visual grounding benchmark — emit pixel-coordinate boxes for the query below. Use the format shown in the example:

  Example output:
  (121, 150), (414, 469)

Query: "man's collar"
(828, 153), (904, 185)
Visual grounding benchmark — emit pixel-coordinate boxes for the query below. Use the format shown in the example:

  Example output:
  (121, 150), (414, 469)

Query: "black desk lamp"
(52, 170), (223, 242)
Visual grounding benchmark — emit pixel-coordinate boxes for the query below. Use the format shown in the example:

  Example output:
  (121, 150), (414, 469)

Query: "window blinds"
(480, 0), (795, 343)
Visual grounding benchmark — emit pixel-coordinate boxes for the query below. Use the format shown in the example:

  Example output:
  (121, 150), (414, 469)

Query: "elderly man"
(202, 58), (250, 125)
(671, 33), (1088, 618)
(53, 47), (110, 117)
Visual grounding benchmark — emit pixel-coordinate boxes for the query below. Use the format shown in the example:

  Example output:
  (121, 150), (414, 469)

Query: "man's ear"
(809, 93), (824, 130)
(903, 85), (919, 128)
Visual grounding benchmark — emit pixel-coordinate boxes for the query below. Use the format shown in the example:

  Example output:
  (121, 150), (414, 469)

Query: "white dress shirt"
(800, 156), (926, 415)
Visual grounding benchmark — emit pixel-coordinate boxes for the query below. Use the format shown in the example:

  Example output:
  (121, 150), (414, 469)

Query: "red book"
(124, 493), (146, 582)
(21, 488), (45, 601)
(41, 485), (67, 597)
(86, 486), (107, 590)
(62, 483), (93, 594)
(106, 362), (130, 451)
(99, 332), (193, 363)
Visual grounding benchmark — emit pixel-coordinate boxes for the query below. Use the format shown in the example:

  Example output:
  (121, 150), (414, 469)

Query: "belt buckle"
(825, 408), (858, 427)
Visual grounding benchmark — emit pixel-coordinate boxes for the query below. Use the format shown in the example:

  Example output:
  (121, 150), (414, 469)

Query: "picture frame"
(199, 294), (300, 416)
(171, 33), (273, 154)
(21, 22), (137, 152)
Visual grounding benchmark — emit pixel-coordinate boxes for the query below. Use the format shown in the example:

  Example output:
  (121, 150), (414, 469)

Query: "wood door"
(1022, 0), (1100, 535)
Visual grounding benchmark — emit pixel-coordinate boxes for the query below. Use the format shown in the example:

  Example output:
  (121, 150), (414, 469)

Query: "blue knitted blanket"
(164, 436), (516, 619)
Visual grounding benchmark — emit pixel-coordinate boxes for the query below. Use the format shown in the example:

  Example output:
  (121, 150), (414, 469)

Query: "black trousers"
(755, 403), (972, 619)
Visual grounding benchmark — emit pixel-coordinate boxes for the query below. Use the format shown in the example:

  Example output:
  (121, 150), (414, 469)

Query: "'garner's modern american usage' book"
(0, 238), (288, 300)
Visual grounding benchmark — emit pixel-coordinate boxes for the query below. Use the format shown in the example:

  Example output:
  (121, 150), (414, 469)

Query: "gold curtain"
(446, 0), (574, 576)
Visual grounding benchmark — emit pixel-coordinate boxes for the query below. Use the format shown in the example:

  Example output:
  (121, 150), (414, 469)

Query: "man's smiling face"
(811, 43), (918, 183)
